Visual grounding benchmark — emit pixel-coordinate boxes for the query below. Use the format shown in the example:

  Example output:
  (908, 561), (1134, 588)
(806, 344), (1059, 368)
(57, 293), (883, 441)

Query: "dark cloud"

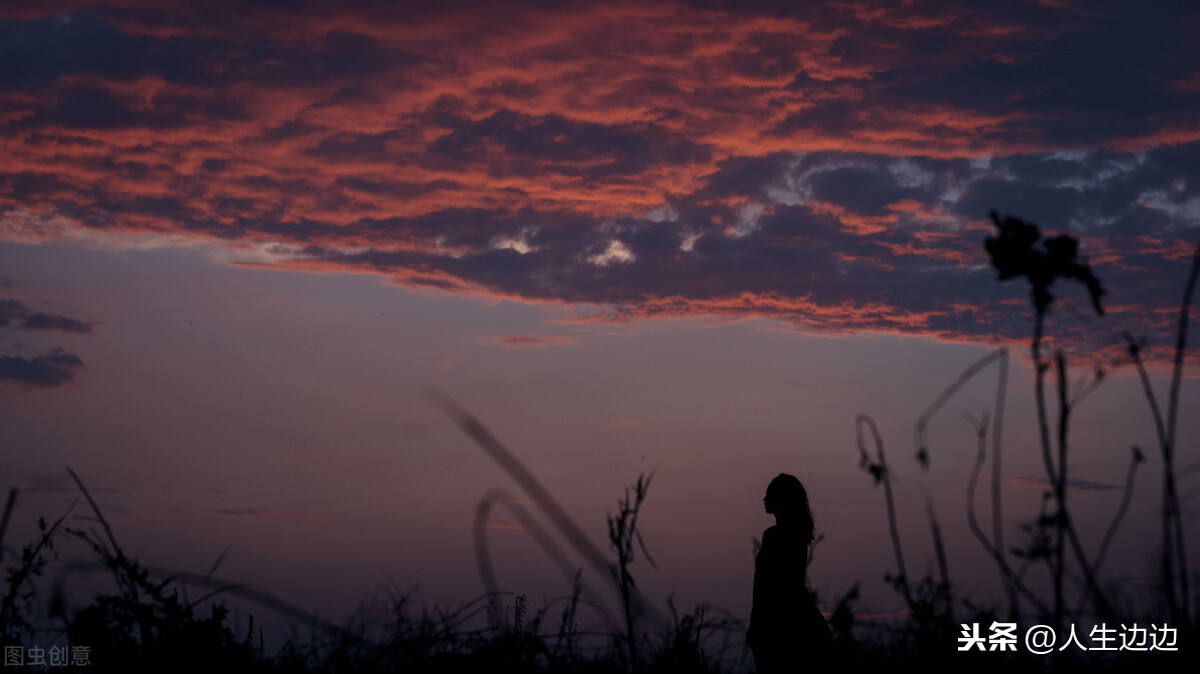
(15, 83), (251, 130)
(200, 157), (230, 172)
(0, 298), (96, 333)
(0, 348), (85, 388)
(280, 138), (1197, 347)
(955, 147), (1200, 237)
(20, 312), (95, 334)
(808, 166), (929, 216)
(773, 100), (869, 138)
(305, 129), (412, 163)
(0, 171), (70, 201)
(427, 108), (711, 179)
(695, 153), (794, 200)
(955, 177), (1081, 227)
(256, 118), (324, 143)
(0, 1), (1196, 347)
(721, 36), (800, 81)
(300, 198), (1006, 337)
(0, 12), (155, 90)
(336, 177), (462, 198)
(862, 4), (1200, 144)
(1, 2), (1193, 148)
(476, 78), (544, 101)
(0, 295), (95, 389)
(0, 12), (419, 91)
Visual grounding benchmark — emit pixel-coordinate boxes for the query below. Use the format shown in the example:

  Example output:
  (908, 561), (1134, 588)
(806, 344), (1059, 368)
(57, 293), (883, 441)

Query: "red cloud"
(1, 2), (1197, 349)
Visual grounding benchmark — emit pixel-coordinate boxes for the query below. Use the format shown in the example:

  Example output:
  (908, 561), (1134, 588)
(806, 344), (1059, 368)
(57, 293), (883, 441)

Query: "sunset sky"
(2, 0), (1198, 642)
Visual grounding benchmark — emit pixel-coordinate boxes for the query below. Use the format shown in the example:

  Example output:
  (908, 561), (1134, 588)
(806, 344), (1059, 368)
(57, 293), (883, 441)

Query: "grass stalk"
(855, 414), (912, 611)
(472, 488), (614, 626)
(963, 410), (1049, 618)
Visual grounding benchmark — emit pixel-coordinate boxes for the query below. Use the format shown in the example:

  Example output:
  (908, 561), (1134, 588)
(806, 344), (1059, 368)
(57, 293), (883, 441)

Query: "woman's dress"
(748, 524), (834, 672)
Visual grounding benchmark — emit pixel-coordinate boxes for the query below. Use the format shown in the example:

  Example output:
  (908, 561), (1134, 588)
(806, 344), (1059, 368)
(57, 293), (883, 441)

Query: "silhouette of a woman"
(747, 473), (833, 672)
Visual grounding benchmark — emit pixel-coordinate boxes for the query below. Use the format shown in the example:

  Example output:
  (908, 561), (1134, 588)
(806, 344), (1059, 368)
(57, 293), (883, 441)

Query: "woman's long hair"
(768, 473), (815, 544)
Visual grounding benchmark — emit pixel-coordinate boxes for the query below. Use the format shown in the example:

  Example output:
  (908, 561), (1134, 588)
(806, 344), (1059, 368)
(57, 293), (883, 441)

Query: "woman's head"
(764, 473), (815, 542)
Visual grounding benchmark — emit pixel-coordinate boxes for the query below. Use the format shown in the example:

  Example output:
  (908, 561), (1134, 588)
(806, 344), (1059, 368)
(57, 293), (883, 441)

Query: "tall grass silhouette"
(847, 213), (1197, 666)
(426, 388), (743, 672)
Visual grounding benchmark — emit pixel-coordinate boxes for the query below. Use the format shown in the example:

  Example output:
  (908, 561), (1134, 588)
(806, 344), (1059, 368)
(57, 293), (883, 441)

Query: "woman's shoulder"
(761, 525), (785, 544)
(761, 524), (807, 550)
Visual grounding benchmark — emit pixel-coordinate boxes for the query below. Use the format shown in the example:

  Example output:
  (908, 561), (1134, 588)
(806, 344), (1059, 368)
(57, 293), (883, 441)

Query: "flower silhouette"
(985, 212), (1105, 316)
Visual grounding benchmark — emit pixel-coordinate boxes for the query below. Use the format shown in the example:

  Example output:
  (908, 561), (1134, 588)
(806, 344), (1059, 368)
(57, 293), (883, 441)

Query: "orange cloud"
(1, 1), (1196, 350)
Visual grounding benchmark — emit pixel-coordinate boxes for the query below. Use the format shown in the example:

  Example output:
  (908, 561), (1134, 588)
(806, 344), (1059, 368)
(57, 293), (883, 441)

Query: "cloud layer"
(2, 1), (1197, 350)
(0, 297), (96, 333)
(0, 347), (85, 388)
(0, 297), (94, 388)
